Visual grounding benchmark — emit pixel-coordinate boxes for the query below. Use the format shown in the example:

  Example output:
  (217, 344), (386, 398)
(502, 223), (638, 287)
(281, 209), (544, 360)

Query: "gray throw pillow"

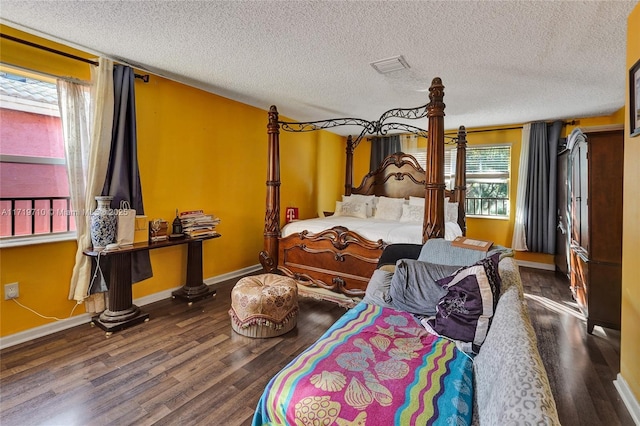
(417, 238), (488, 266)
(389, 259), (460, 316)
(362, 269), (395, 308)
(417, 238), (514, 266)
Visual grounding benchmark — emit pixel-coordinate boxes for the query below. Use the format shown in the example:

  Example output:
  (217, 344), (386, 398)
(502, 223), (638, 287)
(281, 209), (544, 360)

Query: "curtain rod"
(445, 120), (576, 135)
(1, 33), (149, 82)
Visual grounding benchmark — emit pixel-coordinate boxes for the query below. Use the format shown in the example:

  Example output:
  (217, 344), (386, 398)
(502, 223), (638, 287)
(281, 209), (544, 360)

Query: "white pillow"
(399, 204), (424, 223)
(446, 201), (459, 223)
(335, 200), (368, 219)
(410, 196), (458, 223)
(374, 196), (405, 221)
(343, 194), (375, 203)
(333, 200), (343, 216)
(343, 194), (374, 217)
(409, 196), (425, 207)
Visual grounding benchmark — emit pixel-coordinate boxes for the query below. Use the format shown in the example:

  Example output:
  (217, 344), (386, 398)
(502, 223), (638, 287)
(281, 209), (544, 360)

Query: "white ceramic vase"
(90, 196), (117, 249)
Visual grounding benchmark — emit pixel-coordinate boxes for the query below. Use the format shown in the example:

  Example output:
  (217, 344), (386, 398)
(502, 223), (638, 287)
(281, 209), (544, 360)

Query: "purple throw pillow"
(422, 253), (501, 354)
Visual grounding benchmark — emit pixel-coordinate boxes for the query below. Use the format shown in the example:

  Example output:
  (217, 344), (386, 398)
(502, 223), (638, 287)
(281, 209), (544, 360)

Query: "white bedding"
(281, 216), (462, 244)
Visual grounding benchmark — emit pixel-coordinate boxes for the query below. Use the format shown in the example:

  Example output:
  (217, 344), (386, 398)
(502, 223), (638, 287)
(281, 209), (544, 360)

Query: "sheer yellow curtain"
(58, 57), (114, 313)
(512, 123), (530, 251)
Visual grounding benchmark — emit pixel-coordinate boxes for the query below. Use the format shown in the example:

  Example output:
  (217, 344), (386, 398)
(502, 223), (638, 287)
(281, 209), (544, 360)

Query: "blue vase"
(90, 196), (117, 249)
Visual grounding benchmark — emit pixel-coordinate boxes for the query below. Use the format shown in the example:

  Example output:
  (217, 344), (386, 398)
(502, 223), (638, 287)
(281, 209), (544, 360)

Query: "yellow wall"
(0, 25), (327, 337)
(621, 2), (640, 405)
(0, 18), (632, 346)
(316, 131), (347, 215)
(353, 139), (372, 187)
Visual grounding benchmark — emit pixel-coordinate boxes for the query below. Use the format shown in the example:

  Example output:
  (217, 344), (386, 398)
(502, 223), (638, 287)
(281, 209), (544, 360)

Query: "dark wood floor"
(519, 267), (634, 426)
(0, 267), (634, 425)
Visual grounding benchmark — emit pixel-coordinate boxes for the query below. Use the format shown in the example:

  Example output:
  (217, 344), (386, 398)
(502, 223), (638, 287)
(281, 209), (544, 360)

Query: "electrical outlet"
(4, 282), (19, 300)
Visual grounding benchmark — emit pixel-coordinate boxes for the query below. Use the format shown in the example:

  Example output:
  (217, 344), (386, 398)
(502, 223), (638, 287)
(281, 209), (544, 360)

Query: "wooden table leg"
(171, 239), (216, 303)
(91, 252), (149, 333)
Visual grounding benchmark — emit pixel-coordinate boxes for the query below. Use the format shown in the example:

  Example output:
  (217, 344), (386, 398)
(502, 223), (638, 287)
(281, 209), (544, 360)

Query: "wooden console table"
(83, 233), (220, 335)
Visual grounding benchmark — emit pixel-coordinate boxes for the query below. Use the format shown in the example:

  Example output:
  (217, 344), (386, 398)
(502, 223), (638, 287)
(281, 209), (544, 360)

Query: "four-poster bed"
(259, 77), (467, 300)
(252, 77), (560, 425)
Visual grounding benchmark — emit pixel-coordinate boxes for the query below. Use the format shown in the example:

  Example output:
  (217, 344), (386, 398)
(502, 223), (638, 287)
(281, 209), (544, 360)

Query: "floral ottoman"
(229, 274), (299, 338)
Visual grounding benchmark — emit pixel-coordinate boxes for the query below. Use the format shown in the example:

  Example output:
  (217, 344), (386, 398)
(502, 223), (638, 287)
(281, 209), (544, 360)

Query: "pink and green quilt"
(253, 302), (473, 425)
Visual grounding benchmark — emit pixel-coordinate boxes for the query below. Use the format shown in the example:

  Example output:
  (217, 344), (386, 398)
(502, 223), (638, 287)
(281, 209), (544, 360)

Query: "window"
(0, 66), (75, 243)
(451, 145), (511, 218)
(403, 140), (511, 218)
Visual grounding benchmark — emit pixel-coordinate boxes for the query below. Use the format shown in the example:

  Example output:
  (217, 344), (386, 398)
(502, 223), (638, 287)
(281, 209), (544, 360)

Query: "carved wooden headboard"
(351, 152), (429, 199)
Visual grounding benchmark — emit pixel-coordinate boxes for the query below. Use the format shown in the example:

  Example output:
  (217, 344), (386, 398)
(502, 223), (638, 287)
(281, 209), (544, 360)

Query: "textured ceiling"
(1, 1), (637, 135)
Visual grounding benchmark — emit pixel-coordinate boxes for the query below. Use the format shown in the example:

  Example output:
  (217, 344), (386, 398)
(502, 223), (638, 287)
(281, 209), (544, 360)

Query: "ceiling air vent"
(370, 55), (410, 74)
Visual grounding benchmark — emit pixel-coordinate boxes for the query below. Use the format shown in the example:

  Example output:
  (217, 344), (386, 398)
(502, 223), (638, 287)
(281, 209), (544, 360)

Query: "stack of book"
(179, 210), (220, 238)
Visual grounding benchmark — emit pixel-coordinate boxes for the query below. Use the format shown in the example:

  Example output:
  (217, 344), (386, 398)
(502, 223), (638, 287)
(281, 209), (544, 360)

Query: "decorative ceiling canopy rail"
(278, 108), (461, 149)
(278, 103), (431, 146)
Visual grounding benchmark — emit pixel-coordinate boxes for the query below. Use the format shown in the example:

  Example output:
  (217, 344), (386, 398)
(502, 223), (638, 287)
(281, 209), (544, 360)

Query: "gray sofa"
(472, 257), (560, 425)
(370, 243), (560, 424)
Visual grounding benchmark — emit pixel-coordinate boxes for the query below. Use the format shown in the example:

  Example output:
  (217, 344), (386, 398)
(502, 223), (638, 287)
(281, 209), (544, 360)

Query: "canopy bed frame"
(259, 77), (467, 299)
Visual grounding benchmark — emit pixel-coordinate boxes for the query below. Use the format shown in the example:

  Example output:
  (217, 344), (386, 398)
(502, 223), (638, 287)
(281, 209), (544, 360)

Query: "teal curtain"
(101, 65), (152, 283)
(524, 121), (563, 253)
(370, 135), (401, 171)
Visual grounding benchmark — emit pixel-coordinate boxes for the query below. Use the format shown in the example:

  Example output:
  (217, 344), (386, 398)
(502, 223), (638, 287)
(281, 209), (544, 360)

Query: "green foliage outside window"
(460, 146), (511, 217)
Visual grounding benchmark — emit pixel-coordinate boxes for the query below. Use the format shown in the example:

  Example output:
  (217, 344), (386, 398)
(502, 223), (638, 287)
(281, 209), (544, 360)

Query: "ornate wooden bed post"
(423, 77), (446, 243)
(259, 106), (281, 272)
(455, 126), (467, 236)
(344, 135), (354, 196)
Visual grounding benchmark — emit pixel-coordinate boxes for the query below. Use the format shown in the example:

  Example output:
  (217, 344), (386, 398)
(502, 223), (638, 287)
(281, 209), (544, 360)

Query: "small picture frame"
(630, 58), (640, 138)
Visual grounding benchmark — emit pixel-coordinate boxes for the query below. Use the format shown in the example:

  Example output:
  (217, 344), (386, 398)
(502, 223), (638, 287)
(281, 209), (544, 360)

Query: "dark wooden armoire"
(568, 129), (624, 334)
(555, 149), (570, 280)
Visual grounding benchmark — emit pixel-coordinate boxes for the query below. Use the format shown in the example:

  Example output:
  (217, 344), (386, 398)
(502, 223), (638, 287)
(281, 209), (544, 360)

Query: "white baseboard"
(0, 264), (262, 350)
(204, 264), (262, 285)
(0, 313), (92, 351)
(614, 373), (640, 425)
(133, 264), (262, 306)
(515, 259), (555, 271)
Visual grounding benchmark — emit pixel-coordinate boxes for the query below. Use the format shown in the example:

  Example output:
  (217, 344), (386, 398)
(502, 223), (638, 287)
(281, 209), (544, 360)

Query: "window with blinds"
(462, 145), (511, 217)
(405, 144), (511, 218)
